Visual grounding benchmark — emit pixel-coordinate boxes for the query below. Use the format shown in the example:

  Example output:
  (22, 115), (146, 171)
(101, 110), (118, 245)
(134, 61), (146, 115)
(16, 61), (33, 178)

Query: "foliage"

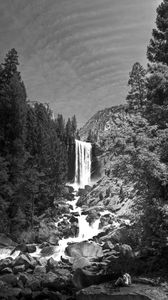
(126, 62), (147, 109)
(0, 49), (77, 240)
(147, 0), (168, 65)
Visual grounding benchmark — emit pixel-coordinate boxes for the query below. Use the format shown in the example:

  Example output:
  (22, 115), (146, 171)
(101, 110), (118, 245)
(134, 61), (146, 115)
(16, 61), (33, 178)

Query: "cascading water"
(75, 139), (92, 188)
(0, 139), (115, 261)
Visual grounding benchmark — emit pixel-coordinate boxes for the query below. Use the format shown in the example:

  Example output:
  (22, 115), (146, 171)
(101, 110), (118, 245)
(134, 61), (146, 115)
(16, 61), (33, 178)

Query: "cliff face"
(78, 105), (149, 219)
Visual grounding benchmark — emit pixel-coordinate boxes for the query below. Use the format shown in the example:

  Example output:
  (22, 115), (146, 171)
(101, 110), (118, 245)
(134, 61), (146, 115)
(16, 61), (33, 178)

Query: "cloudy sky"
(0, 0), (161, 127)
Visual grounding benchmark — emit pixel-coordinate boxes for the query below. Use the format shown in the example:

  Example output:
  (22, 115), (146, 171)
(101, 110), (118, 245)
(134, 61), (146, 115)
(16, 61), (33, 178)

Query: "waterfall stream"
(0, 139), (102, 261)
(75, 139), (92, 188)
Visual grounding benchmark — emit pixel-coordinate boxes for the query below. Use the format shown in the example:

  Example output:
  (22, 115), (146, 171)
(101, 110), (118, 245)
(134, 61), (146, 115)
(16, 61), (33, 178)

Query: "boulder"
(76, 283), (168, 300)
(47, 257), (59, 271)
(0, 257), (13, 271)
(65, 241), (103, 260)
(72, 268), (118, 290)
(66, 185), (74, 193)
(73, 257), (91, 270)
(13, 264), (25, 274)
(27, 244), (36, 253)
(48, 233), (59, 245)
(78, 189), (88, 197)
(0, 233), (17, 247)
(40, 246), (56, 257)
(0, 273), (18, 286)
(69, 215), (78, 223)
(14, 254), (36, 269)
(42, 269), (71, 291)
(19, 273), (41, 291)
(34, 265), (46, 275)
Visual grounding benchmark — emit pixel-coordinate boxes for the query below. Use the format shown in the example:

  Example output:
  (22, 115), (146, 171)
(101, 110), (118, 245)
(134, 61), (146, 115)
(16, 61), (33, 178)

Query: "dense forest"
(0, 48), (77, 241)
(113, 0), (168, 264)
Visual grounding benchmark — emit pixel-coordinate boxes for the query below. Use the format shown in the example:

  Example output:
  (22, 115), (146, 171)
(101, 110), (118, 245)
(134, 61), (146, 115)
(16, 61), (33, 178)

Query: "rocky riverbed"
(0, 183), (168, 299)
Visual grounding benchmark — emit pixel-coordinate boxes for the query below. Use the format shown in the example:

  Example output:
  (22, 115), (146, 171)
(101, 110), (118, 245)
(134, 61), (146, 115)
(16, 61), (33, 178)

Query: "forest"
(0, 48), (77, 240)
(0, 1), (168, 298)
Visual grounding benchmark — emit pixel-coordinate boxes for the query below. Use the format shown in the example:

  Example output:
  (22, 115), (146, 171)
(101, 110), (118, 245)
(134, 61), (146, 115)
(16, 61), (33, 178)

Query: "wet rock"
(66, 193), (75, 201)
(47, 257), (59, 271)
(76, 283), (168, 300)
(86, 210), (100, 225)
(69, 215), (78, 223)
(72, 211), (80, 217)
(40, 245), (56, 257)
(27, 244), (36, 253)
(85, 185), (92, 192)
(48, 233), (59, 245)
(73, 257), (91, 270)
(65, 241), (103, 260)
(78, 189), (88, 197)
(66, 185), (74, 193)
(38, 257), (48, 267)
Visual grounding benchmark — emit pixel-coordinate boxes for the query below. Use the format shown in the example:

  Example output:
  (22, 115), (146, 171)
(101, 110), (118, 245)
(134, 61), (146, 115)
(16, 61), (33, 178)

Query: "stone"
(69, 215), (78, 223)
(0, 287), (21, 298)
(34, 265), (46, 275)
(27, 244), (36, 253)
(42, 269), (71, 291)
(65, 241), (103, 259)
(14, 253), (36, 269)
(25, 275), (41, 291)
(47, 257), (59, 271)
(102, 241), (114, 250)
(76, 283), (168, 300)
(13, 264), (25, 274)
(78, 189), (88, 197)
(40, 245), (56, 257)
(72, 268), (118, 290)
(0, 273), (18, 286)
(0, 267), (13, 274)
(38, 257), (48, 267)
(0, 257), (13, 271)
(48, 233), (59, 245)
(21, 287), (32, 298)
(66, 185), (74, 193)
(0, 233), (17, 247)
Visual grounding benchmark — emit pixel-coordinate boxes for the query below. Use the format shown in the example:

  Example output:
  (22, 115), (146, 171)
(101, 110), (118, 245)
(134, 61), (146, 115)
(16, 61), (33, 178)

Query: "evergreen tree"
(147, 0), (168, 65)
(126, 62), (147, 109)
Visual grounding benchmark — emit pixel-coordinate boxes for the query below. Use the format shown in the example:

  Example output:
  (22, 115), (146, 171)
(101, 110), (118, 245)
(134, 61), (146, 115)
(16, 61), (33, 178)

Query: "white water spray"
(75, 139), (92, 188)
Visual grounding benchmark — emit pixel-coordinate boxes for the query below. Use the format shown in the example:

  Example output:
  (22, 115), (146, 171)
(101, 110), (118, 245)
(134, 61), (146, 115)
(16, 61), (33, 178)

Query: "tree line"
(114, 0), (168, 267)
(0, 49), (77, 240)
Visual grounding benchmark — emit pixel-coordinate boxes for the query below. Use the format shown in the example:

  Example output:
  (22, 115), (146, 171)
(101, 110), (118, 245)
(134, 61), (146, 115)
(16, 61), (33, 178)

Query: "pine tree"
(147, 0), (168, 65)
(126, 62), (147, 109)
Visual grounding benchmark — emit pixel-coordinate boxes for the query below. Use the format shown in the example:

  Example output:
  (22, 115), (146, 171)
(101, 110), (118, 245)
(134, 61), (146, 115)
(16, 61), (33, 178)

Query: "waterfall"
(75, 139), (92, 188)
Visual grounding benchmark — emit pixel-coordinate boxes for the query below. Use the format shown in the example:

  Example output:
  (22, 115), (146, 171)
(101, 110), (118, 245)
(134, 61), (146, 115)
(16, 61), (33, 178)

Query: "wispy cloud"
(0, 0), (159, 126)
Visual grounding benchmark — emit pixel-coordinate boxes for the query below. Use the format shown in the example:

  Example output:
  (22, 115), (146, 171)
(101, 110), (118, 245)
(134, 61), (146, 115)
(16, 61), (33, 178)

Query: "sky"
(0, 0), (161, 127)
